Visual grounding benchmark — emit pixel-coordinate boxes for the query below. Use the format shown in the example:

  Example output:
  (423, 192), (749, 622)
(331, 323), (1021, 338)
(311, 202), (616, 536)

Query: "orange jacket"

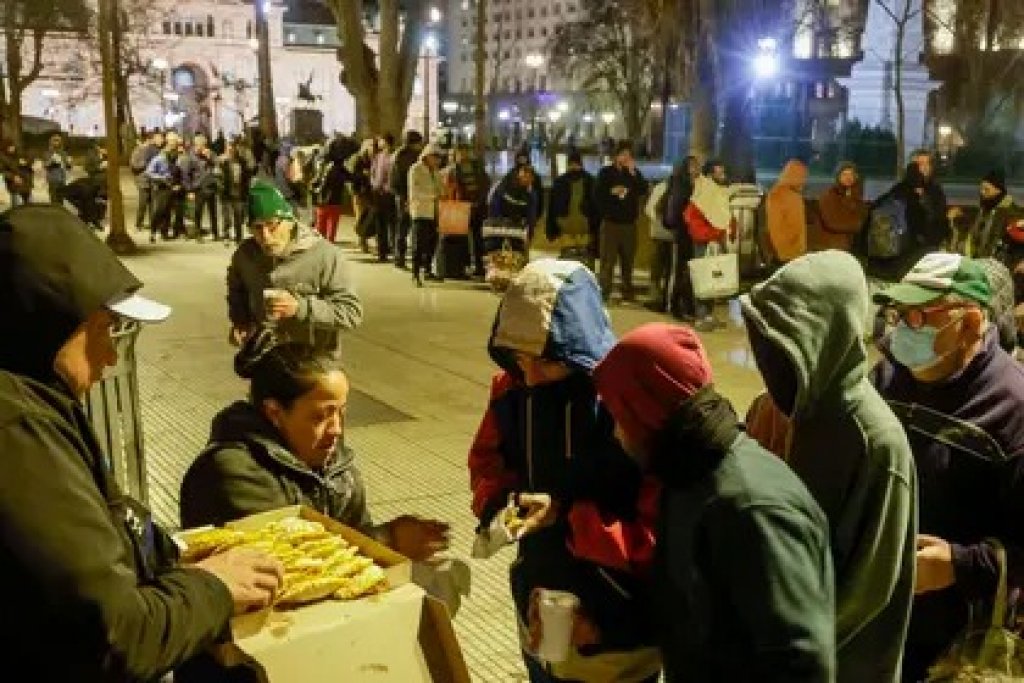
(766, 160), (809, 262)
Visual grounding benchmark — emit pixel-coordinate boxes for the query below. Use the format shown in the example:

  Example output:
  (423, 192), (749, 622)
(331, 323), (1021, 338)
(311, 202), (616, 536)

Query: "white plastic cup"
(536, 589), (579, 663)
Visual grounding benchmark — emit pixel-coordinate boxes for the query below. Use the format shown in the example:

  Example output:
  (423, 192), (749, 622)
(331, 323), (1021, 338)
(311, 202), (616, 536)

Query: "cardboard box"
(181, 506), (470, 683)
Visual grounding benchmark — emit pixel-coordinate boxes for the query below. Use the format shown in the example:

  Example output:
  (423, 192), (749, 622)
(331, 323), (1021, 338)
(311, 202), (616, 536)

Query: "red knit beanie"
(594, 323), (713, 448)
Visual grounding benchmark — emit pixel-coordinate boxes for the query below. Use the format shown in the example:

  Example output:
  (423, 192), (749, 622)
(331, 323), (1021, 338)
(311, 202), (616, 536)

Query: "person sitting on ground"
(814, 161), (868, 253)
(948, 169), (1020, 259)
(227, 180), (363, 357)
(469, 259), (661, 683)
(593, 323), (835, 682)
(870, 252), (1024, 681)
(180, 329), (450, 563)
(0, 205), (283, 679)
(766, 159), (810, 264)
(741, 250), (917, 683)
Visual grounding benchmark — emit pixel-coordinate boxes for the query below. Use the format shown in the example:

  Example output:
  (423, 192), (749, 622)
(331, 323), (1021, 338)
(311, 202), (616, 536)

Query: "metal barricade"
(84, 321), (148, 503)
(730, 184), (767, 280)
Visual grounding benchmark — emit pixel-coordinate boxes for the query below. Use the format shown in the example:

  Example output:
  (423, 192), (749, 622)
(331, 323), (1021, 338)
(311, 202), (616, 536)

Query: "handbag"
(688, 242), (739, 301)
(928, 539), (1024, 682)
(439, 199), (472, 236)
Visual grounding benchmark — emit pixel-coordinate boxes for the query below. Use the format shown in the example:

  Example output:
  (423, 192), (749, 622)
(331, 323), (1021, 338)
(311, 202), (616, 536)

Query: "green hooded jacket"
(741, 250), (917, 683)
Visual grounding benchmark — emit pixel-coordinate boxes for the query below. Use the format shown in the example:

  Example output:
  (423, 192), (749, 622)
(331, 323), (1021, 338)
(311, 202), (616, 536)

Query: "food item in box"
(503, 506), (526, 535)
(180, 517), (388, 607)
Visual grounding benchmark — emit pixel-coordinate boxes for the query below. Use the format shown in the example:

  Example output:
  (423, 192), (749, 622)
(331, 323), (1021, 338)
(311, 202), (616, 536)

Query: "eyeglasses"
(883, 303), (977, 330)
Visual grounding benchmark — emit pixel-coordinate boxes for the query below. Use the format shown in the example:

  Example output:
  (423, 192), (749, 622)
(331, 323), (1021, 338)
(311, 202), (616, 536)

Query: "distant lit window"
(461, 0), (469, 9)
(315, 31), (324, 44)
(287, 31), (295, 42)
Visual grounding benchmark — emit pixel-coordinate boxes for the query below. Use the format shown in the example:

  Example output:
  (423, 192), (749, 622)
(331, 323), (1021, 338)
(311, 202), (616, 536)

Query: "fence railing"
(84, 321), (148, 503)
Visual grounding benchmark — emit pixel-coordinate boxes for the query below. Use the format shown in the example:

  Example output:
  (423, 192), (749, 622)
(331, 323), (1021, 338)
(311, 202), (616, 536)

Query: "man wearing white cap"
(408, 143), (445, 287)
(0, 205), (283, 679)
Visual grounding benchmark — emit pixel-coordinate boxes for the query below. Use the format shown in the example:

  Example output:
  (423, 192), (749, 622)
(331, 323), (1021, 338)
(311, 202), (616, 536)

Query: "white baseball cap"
(106, 291), (172, 323)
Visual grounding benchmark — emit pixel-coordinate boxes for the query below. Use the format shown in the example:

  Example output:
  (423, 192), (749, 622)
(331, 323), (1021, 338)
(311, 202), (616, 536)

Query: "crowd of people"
(4, 122), (1024, 682)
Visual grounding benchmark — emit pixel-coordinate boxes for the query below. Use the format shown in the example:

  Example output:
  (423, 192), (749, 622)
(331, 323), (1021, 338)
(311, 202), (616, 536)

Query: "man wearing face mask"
(226, 179), (363, 358)
(741, 250), (916, 683)
(870, 252), (1024, 681)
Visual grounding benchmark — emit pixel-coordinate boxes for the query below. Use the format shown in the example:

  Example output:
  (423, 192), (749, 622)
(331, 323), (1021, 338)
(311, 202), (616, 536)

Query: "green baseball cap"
(248, 179), (295, 224)
(873, 253), (991, 307)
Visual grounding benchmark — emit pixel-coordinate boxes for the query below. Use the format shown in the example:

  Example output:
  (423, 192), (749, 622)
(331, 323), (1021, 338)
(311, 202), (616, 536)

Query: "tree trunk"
(98, 0), (133, 253)
(4, 35), (24, 148)
(893, 3), (907, 176)
(255, 2), (278, 140)
(688, 0), (717, 161)
(474, 0), (487, 156)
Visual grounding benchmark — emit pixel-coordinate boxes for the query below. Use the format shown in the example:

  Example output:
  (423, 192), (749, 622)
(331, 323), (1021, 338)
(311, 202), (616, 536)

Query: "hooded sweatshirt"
(871, 327), (1024, 681)
(179, 401), (372, 532)
(767, 160), (810, 262)
(594, 324), (835, 683)
(741, 251), (917, 683)
(0, 206), (233, 681)
(468, 259), (660, 677)
(227, 223), (363, 359)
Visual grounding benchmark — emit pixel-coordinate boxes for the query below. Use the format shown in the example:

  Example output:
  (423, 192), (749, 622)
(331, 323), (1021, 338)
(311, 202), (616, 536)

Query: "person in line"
(469, 259), (662, 683)
(593, 140), (649, 303)
(497, 148), (546, 238)
(593, 323), (835, 682)
(740, 250), (917, 682)
(766, 158), (810, 264)
(350, 138), (377, 254)
(84, 140), (108, 184)
(181, 328), (450, 561)
(546, 150), (597, 270)
(180, 133), (221, 242)
(219, 136), (254, 245)
(129, 129), (164, 229)
(1, 140), (33, 206)
(145, 131), (186, 242)
(311, 137), (356, 245)
(869, 253), (1024, 681)
(663, 155), (701, 320)
(44, 134), (74, 206)
(389, 131), (425, 269)
(0, 205), (284, 679)
(910, 149), (949, 254)
(408, 144), (445, 287)
(445, 143), (492, 277)
(273, 140), (301, 214)
(684, 160), (734, 331)
(814, 161), (868, 252)
(490, 163), (540, 230)
(948, 169), (1020, 259)
(227, 180), (363, 357)
(370, 133), (396, 262)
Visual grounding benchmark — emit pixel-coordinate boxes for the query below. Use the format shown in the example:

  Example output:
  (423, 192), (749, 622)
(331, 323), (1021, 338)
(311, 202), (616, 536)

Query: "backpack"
(868, 197), (911, 260)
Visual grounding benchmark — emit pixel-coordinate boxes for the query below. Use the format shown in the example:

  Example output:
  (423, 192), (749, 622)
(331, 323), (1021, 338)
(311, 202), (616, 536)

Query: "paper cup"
(263, 288), (286, 318)
(536, 589), (579, 663)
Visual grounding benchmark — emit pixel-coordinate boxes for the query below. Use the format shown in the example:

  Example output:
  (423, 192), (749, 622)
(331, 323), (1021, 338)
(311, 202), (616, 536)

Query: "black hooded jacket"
(0, 206), (233, 681)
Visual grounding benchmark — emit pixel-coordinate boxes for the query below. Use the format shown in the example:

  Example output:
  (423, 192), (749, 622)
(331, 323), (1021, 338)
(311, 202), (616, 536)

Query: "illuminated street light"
(556, 100), (569, 113)
(262, 1), (272, 14)
(442, 100), (458, 114)
(151, 57), (169, 71)
(547, 109), (562, 123)
(524, 53), (545, 69)
(429, 6), (442, 23)
(498, 109), (511, 121)
(938, 124), (953, 137)
(601, 111), (616, 125)
(582, 113), (594, 123)
(423, 33), (438, 53)
(754, 36), (779, 79)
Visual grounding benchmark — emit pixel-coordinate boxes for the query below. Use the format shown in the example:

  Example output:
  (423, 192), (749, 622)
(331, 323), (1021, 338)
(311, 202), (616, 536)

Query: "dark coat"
(594, 164), (648, 224)
(180, 401), (374, 533)
(545, 168), (597, 242)
(0, 206), (233, 681)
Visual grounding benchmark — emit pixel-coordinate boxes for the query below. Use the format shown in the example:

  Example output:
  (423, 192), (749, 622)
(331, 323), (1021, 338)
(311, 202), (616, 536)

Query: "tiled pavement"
(113, 209), (763, 681)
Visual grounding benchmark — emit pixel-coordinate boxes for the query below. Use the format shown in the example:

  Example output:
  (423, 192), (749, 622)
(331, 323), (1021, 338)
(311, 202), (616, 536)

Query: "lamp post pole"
(98, 0), (134, 253)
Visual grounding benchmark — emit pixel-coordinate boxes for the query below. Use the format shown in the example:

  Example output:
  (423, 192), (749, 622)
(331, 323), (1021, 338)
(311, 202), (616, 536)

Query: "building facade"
(5, 0), (435, 140)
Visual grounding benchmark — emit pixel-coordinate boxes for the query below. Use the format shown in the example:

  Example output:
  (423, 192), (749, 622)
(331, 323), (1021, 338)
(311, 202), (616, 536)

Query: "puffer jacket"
(469, 259), (661, 681)
(180, 401), (373, 533)
(227, 223), (363, 359)
(741, 251), (917, 683)
(408, 151), (443, 221)
(766, 160), (809, 262)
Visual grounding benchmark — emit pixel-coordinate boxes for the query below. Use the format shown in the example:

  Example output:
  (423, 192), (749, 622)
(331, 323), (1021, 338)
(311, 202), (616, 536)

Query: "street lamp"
(753, 37), (779, 80)
(938, 124), (953, 137)
(429, 6), (443, 23)
(557, 100), (569, 113)
(498, 109), (510, 121)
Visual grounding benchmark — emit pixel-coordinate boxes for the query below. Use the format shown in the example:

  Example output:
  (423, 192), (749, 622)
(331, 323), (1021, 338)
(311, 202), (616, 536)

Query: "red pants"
(315, 205), (343, 243)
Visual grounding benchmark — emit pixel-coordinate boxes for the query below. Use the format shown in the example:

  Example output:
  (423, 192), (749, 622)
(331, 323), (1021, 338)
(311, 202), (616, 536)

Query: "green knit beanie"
(248, 179), (295, 224)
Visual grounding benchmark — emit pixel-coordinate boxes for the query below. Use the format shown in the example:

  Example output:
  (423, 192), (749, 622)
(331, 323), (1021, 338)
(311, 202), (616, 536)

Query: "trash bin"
(730, 184), (765, 280)
(84, 320), (148, 503)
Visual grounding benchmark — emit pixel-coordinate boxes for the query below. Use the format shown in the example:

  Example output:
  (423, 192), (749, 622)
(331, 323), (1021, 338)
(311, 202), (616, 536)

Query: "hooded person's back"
(767, 160), (809, 262)
(741, 250), (917, 683)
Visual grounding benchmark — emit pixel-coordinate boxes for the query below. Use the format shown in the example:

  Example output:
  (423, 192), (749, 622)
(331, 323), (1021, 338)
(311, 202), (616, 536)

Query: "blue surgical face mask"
(890, 317), (959, 371)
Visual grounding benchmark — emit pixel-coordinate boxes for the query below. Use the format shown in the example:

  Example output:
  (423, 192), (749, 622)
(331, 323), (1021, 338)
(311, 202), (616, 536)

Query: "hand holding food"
(195, 547), (284, 614)
(387, 515), (451, 562)
(516, 493), (559, 539)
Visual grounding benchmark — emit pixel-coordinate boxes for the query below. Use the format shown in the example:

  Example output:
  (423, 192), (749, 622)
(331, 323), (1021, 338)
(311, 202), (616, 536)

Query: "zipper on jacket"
(564, 403), (572, 460)
(597, 566), (632, 599)
(527, 394), (534, 489)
